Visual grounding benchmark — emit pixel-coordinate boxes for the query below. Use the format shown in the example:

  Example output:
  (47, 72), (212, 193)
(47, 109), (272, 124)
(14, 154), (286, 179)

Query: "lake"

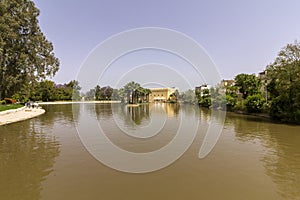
(0, 103), (299, 200)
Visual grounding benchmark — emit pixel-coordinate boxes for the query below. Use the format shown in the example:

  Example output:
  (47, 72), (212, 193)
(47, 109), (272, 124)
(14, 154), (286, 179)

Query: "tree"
(94, 85), (101, 100)
(266, 41), (300, 123)
(100, 86), (113, 100)
(36, 80), (56, 102)
(234, 73), (261, 99)
(66, 80), (81, 100)
(169, 89), (179, 103)
(245, 94), (265, 113)
(123, 81), (141, 104)
(179, 90), (196, 104)
(85, 89), (95, 101)
(0, 0), (59, 100)
(199, 89), (211, 107)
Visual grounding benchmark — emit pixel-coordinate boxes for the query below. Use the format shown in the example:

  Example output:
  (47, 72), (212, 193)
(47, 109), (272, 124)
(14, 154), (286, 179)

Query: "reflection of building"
(149, 88), (177, 102)
(149, 102), (180, 117)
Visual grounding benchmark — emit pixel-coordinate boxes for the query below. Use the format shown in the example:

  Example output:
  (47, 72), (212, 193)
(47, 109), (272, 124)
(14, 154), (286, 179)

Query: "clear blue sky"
(33, 0), (300, 90)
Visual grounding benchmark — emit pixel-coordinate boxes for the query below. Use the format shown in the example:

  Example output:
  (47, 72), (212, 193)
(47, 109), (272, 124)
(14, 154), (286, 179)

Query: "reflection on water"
(224, 112), (300, 199)
(0, 103), (299, 200)
(91, 103), (182, 153)
(0, 120), (60, 200)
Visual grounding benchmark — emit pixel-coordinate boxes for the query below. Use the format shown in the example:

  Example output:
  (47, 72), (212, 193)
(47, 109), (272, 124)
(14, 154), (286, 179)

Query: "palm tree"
(144, 88), (152, 102)
(123, 81), (141, 104)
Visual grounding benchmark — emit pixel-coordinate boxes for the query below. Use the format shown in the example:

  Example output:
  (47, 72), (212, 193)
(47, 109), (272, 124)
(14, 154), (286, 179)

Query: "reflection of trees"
(93, 103), (113, 119)
(225, 113), (270, 142)
(126, 104), (150, 125)
(41, 104), (80, 124)
(0, 120), (60, 200)
(226, 113), (300, 199)
(262, 125), (300, 199)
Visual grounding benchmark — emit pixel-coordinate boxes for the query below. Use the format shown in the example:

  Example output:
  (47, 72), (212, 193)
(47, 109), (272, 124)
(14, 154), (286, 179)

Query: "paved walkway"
(0, 107), (45, 126)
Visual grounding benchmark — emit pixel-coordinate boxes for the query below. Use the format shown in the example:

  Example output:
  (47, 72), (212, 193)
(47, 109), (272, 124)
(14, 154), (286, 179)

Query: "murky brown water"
(0, 103), (299, 200)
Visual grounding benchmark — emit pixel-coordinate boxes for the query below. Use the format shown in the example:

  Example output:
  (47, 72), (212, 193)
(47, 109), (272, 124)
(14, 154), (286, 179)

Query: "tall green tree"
(0, 0), (59, 100)
(94, 85), (101, 100)
(234, 73), (261, 99)
(66, 80), (81, 100)
(123, 81), (141, 104)
(100, 86), (113, 100)
(36, 80), (56, 102)
(85, 88), (95, 101)
(267, 41), (300, 123)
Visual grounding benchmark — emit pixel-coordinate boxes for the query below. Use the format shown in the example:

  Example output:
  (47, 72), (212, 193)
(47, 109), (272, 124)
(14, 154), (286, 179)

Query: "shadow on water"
(0, 119), (60, 200)
(225, 112), (300, 199)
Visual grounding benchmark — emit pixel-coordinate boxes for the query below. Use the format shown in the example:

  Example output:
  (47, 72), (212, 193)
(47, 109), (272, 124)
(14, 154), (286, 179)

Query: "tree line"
(194, 41), (300, 124)
(84, 81), (152, 104)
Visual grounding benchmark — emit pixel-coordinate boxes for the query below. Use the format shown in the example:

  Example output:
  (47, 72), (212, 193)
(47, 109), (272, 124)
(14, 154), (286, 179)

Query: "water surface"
(0, 103), (299, 200)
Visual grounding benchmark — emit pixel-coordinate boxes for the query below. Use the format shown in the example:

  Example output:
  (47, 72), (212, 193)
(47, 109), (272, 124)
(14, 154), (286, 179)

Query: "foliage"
(0, 0), (59, 100)
(11, 80), (82, 102)
(66, 80), (81, 100)
(198, 89), (211, 107)
(233, 100), (247, 112)
(85, 88), (95, 101)
(234, 73), (261, 99)
(122, 81), (150, 104)
(266, 41), (300, 123)
(226, 94), (237, 111)
(94, 85), (101, 100)
(180, 90), (196, 104)
(100, 86), (113, 100)
(35, 80), (56, 102)
(211, 95), (226, 109)
(245, 94), (265, 113)
(0, 104), (23, 112)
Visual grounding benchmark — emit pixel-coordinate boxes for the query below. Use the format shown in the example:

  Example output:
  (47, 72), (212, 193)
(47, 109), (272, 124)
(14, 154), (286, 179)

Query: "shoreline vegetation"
(0, 100), (296, 126)
(0, 0), (299, 125)
(38, 100), (121, 105)
(0, 104), (23, 112)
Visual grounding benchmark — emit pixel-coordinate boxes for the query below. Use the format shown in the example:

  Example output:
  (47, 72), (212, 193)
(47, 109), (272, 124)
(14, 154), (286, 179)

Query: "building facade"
(148, 88), (177, 102)
(195, 84), (211, 97)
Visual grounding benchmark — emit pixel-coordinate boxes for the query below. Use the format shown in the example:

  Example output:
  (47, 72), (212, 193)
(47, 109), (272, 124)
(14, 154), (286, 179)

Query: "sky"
(32, 0), (300, 91)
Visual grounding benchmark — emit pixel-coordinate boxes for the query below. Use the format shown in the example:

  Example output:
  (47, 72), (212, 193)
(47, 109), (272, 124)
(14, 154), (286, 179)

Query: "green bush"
(233, 100), (247, 112)
(226, 94), (237, 111)
(245, 94), (265, 113)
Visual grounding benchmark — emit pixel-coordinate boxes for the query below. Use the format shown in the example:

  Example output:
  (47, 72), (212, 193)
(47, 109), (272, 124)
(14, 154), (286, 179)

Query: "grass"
(0, 104), (23, 112)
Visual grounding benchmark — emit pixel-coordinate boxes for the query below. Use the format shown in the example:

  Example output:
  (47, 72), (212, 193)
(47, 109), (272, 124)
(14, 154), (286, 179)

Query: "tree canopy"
(267, 41), (300, 123)
(0, 0), (59, 100)
(234, 73), (261, 99)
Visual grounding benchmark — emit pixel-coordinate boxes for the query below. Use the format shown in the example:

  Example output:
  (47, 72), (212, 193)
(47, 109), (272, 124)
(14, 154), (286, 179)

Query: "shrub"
(233, 100), (247, 112)
(245, 94), (265, 113)
(226, 94), (237, 111)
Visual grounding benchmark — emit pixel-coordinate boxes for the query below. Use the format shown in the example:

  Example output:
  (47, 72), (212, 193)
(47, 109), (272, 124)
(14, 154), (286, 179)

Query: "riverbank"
(230, 109), (271, 119)
(0, 107), (45, 126)
(38, 100), (121, 105)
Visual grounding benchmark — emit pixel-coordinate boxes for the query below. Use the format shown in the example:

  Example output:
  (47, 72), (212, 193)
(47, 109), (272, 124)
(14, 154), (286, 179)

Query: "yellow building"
(148, 88), (177, 102)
